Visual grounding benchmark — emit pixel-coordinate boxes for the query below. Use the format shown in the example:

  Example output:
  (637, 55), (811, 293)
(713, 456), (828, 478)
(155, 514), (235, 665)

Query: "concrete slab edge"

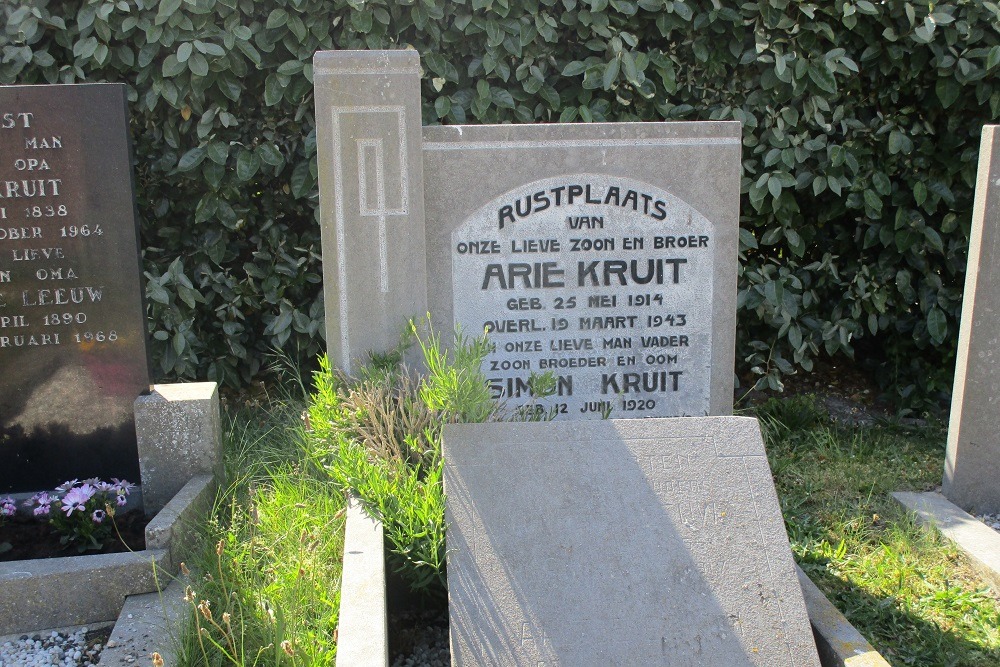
(0, 549), (170, 636)
(336, 496), (388, 667)
(0, 475), (214, 635)
(893, 491), (1000, 590)
(145, 473), (216, 567)
(796, 565), (890, 667)
(99, 576), (190, 667)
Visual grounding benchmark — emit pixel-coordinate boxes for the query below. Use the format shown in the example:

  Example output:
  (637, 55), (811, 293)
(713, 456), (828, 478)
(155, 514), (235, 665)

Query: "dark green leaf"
(987, 46), (1000, 71)
(236, 149), (260, 180)
(207, 141), (229, 165)
(808, 64), (837, 94)
(888, 130), (912, 155)
(291, 160), (313, 198)
(188, 52), (209, 77)
(927, 307), (947, 343)
(177, 146), (207, 172)
(162, 54), (186, 77)
(739, 228), (758, 250)
(935, 78), (960, 108)
(266, 8), (288, 29)
(602, 57), (620, 89)
(257, 143), (283, 167)
(435, 96), (451, 118)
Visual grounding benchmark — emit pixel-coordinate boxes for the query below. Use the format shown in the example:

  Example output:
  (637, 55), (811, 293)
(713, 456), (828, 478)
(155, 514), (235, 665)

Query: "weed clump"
(305, 323), (500, 595)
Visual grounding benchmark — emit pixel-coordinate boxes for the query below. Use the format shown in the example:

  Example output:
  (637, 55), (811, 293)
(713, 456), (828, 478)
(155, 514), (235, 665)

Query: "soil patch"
(739, 357), (895, 426)
(0, 509), (147, 561)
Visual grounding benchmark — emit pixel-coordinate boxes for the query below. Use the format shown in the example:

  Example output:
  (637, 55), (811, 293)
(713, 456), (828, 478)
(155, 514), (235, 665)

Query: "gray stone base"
(0, 475), (214, 635)
(893, 491), (1000, 590)
(135, 382), (222, 516)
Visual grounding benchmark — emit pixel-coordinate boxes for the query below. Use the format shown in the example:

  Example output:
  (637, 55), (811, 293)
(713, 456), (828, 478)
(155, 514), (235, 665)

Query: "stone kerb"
(335, 497), (388, 667)
(943, 124), (1000, 514)
(134, 382), (222, 516)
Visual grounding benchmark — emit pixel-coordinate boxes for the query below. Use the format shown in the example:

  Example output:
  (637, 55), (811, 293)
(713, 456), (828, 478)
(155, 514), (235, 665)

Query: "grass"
(758, 396), (1000, 666)
(173, 364), (1000, 666)
(304, 324), (499, 595)
(175, 395), (345, 667)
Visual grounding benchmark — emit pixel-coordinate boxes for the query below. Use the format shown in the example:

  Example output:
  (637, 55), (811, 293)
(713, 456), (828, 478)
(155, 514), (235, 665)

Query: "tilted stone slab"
(443, 417), (820, 666)
(943, 124), (1000, 514)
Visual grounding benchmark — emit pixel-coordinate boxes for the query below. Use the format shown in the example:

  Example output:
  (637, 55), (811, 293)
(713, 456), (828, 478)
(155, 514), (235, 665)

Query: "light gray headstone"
(443, 417), (820, 666)
(424, 123), (740, 418)
(943, 124), (1000, 514)
(314, 50), (428, 374)
(314, 50), (740, 417)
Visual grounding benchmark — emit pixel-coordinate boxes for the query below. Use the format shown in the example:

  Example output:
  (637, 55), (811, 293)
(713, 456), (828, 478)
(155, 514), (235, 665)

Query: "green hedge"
(3, 0), (998, 408)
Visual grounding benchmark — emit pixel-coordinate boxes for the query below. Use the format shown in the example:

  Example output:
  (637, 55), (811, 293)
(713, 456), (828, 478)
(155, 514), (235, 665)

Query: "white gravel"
(0, 628), (102, 667)
(391, 622), (448, 667)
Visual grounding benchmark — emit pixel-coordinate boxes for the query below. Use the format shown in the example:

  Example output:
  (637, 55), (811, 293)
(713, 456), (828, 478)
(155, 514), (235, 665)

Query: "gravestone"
(943, 124), (1000, 514)
(444, 417), (821, 666)
(315, 50), (740, 417)
(0, 84), (151, 493)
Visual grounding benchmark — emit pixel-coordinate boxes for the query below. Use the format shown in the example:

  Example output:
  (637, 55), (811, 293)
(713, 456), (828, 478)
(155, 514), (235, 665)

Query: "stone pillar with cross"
(314, 50), (427, 375)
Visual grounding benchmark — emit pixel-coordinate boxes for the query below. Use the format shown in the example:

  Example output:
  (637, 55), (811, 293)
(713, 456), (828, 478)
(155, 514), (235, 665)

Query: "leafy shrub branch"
(3, 0), (998, 407)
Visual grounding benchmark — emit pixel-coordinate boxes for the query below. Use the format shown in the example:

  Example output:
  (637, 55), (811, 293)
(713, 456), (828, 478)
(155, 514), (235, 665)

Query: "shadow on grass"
(798, 549), (1000, 667)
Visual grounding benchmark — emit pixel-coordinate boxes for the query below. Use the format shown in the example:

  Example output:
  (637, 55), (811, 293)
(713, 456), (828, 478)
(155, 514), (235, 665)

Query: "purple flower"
(61, 484), (96, 516)
(1, 496), (15, 517)
(55, 479), (79, 493)
(116, 494), (128, 507)
(33, 504), (51, 517)
(111, 478), (135, 496)
(92, 509), (106, 523)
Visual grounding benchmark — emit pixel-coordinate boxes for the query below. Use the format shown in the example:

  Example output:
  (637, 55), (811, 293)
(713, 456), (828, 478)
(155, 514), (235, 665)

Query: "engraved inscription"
(0, 84), (150, 493)
(452, 174), (714, 419)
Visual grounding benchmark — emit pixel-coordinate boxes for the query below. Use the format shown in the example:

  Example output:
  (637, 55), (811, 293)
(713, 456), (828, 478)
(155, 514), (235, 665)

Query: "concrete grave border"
(334, 503), (888, 667)
(0, 473), (214, 635)
(893, 491), (1000, 591)
(1, 380), (221, 636)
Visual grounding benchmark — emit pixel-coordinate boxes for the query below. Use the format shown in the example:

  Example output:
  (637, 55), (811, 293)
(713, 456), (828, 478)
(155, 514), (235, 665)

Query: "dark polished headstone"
(0, 84), (150, 493)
